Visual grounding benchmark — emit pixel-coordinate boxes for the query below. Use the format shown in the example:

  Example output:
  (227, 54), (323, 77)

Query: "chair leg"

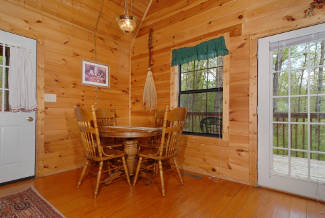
(122, 156), (131, 186)
(107, 160), (111, 176)
(133, 157), (142, 186)
(173, 157), (183, 185)
(77, 160), (89, 188)
(153, 161), (158, 178)
(158, 160), (165, 197)
(94, 161), (103, 199)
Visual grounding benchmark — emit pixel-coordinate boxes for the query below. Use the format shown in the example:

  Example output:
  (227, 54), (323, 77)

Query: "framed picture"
(82, 60), (109, 87)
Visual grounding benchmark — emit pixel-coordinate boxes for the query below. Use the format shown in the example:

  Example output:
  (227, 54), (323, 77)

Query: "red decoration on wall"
(305, 0), (325, 17)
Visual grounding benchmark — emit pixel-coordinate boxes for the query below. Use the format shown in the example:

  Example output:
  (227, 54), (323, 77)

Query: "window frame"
(178, 58), (224, 138)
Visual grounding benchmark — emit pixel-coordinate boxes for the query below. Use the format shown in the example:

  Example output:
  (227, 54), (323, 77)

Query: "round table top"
(99, 126), (162, 138)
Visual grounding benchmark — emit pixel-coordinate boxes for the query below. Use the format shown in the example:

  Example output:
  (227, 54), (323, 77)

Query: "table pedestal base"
(124, 139), (138, 176)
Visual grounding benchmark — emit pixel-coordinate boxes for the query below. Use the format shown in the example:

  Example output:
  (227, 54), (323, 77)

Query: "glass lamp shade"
(116, 15), (138, 34)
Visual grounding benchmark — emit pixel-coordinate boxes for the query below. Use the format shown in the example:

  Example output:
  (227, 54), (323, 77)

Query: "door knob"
(26, 117), (34, 122)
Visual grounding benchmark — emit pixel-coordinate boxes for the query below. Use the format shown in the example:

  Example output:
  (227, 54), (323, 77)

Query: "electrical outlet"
(44, 93), (56, 102)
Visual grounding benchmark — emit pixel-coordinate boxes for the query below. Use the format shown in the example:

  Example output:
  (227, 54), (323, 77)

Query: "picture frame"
(82, 60), (109, 87)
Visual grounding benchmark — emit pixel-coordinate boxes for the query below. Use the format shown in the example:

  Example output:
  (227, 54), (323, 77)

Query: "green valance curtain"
(171, 36), (229, 66)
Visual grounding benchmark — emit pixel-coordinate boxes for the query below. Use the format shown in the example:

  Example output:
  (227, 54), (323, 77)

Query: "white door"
(258, 23), (325, 201)
(0, 30), (36, 183)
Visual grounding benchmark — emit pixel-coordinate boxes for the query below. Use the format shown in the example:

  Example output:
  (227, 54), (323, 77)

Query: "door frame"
(257, 23), (325, 200)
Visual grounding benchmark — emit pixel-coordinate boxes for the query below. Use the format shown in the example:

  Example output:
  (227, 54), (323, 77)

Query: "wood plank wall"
(131, 0), (325, 185)
(0, 0), (131, 176)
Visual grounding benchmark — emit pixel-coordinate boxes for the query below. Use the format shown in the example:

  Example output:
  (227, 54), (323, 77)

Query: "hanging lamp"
(117, 0), (138, 33)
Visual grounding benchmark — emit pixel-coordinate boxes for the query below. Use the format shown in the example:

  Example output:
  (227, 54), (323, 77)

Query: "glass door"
(258, 23), (325, 201)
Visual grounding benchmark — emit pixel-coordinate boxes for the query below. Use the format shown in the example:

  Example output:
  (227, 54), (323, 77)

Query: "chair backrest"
(95, 107), (117, 127)
(154, 109), (165, 127)
(77, 105), (103, 160)
(159, 106), (187, 158)
(200, 117), (222, 135)
(75, 105), (84, 122)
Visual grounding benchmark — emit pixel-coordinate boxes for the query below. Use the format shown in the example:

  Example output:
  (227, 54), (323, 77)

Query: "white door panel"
(258, 23), (325, 201)
(0, 30), (36, 183)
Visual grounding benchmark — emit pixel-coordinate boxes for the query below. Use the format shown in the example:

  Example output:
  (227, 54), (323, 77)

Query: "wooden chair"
(76, 105), (131, 198)
(133, 106), (187, 196)
(154, 109), (165, 127)
(95, 107), (123, 149)
(95, 107), (117, 127)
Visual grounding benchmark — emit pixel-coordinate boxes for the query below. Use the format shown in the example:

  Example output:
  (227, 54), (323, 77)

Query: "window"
(178, 56), (223, 137)
(0, 44), (10, 112)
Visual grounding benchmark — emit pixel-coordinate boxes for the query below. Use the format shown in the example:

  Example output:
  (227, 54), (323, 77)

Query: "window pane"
(181, 72), (194, 91)
(207, 92), (222, 113)
(4, 67), (8, 89)
(272, 151), (289, 175)
(273, 123), (288, 149)
(310, 153), (325, 182)
(273, 71), (288, 96)
(310, 125), (325, 152)
(194, 70), (207, 90)
(290, 151), (308, 179)
(207, 68), (216, 89)
(290, 43), (308, 70)
(310, 67), (325, 95)
(290, 96), (307, 122)
(0, 90), (9, 111)
(195, 59), (207, 70)
(5, 46), (10, 66)
(290, 124), (308, 152)
(310, 40), (325, 67)
(273, 98), (288, 121)
(208, 56), (220, 68)
(4, 90), (9, 111)
(272, 48), (289, 72)
(310, 96), (325, 123)
(0, 67), (2, 88)
(180, 93), (192, 111)
(216, 67), (223, 88)
(290, 70), (308, 95)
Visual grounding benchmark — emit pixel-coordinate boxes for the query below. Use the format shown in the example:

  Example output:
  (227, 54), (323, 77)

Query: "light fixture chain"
(93, 0), (105, 105)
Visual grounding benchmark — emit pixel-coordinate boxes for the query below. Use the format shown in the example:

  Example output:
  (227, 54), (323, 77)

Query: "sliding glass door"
(258, 23), (325, 201)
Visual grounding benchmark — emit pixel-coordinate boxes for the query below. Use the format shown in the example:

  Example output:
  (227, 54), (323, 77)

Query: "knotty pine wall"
(131, 0), (325, 185)
(0, 0), (131, 176)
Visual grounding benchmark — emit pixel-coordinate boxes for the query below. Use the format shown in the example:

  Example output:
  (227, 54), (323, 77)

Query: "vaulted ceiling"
(10, 0), (151, 38)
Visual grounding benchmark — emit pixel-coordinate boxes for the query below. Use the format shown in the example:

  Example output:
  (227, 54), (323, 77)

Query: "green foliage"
(273, 40), (325, 161)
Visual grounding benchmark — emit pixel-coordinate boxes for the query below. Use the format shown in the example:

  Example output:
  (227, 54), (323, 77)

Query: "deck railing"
(273, 112), (325, 160)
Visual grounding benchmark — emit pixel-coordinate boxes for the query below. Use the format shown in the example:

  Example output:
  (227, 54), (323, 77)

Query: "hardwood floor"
(0, 169), (324, 218)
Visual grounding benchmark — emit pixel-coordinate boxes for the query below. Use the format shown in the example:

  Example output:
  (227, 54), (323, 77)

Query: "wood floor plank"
(0, 169), (324, 218)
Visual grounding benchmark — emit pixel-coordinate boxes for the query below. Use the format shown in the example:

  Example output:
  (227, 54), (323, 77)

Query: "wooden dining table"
(99, 126), (162, 176)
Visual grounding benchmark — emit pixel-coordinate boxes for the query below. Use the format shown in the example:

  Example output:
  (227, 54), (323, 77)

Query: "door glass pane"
(5, 46), (10, 66)
(3, 90), (9, 111)
(272, 149), (289, 175)
(310, 153), (325, 182)
(290, 70), (308, 95)
(290, 151), (308, 179)
(273, 71), (288, 96)
(290, 43), (308, 70)
(290, 124), (308, 152)
(310, 68), (325, 95)
(310, 125), (325, 153)
(310, 96), (325, 123)
(290, 96), (307, 122)
(4, 67), (8, 89)
(272, 48), (289, 72)
(273, 123), (288, 149)
(273, 98), (288, 121)
(0, 67), (2, 88)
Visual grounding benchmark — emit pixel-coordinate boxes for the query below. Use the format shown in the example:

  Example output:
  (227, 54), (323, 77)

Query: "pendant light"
(117, 0), (138, 34)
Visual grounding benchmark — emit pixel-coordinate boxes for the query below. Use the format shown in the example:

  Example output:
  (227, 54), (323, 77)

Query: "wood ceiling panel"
(8, 0), (151, 36)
